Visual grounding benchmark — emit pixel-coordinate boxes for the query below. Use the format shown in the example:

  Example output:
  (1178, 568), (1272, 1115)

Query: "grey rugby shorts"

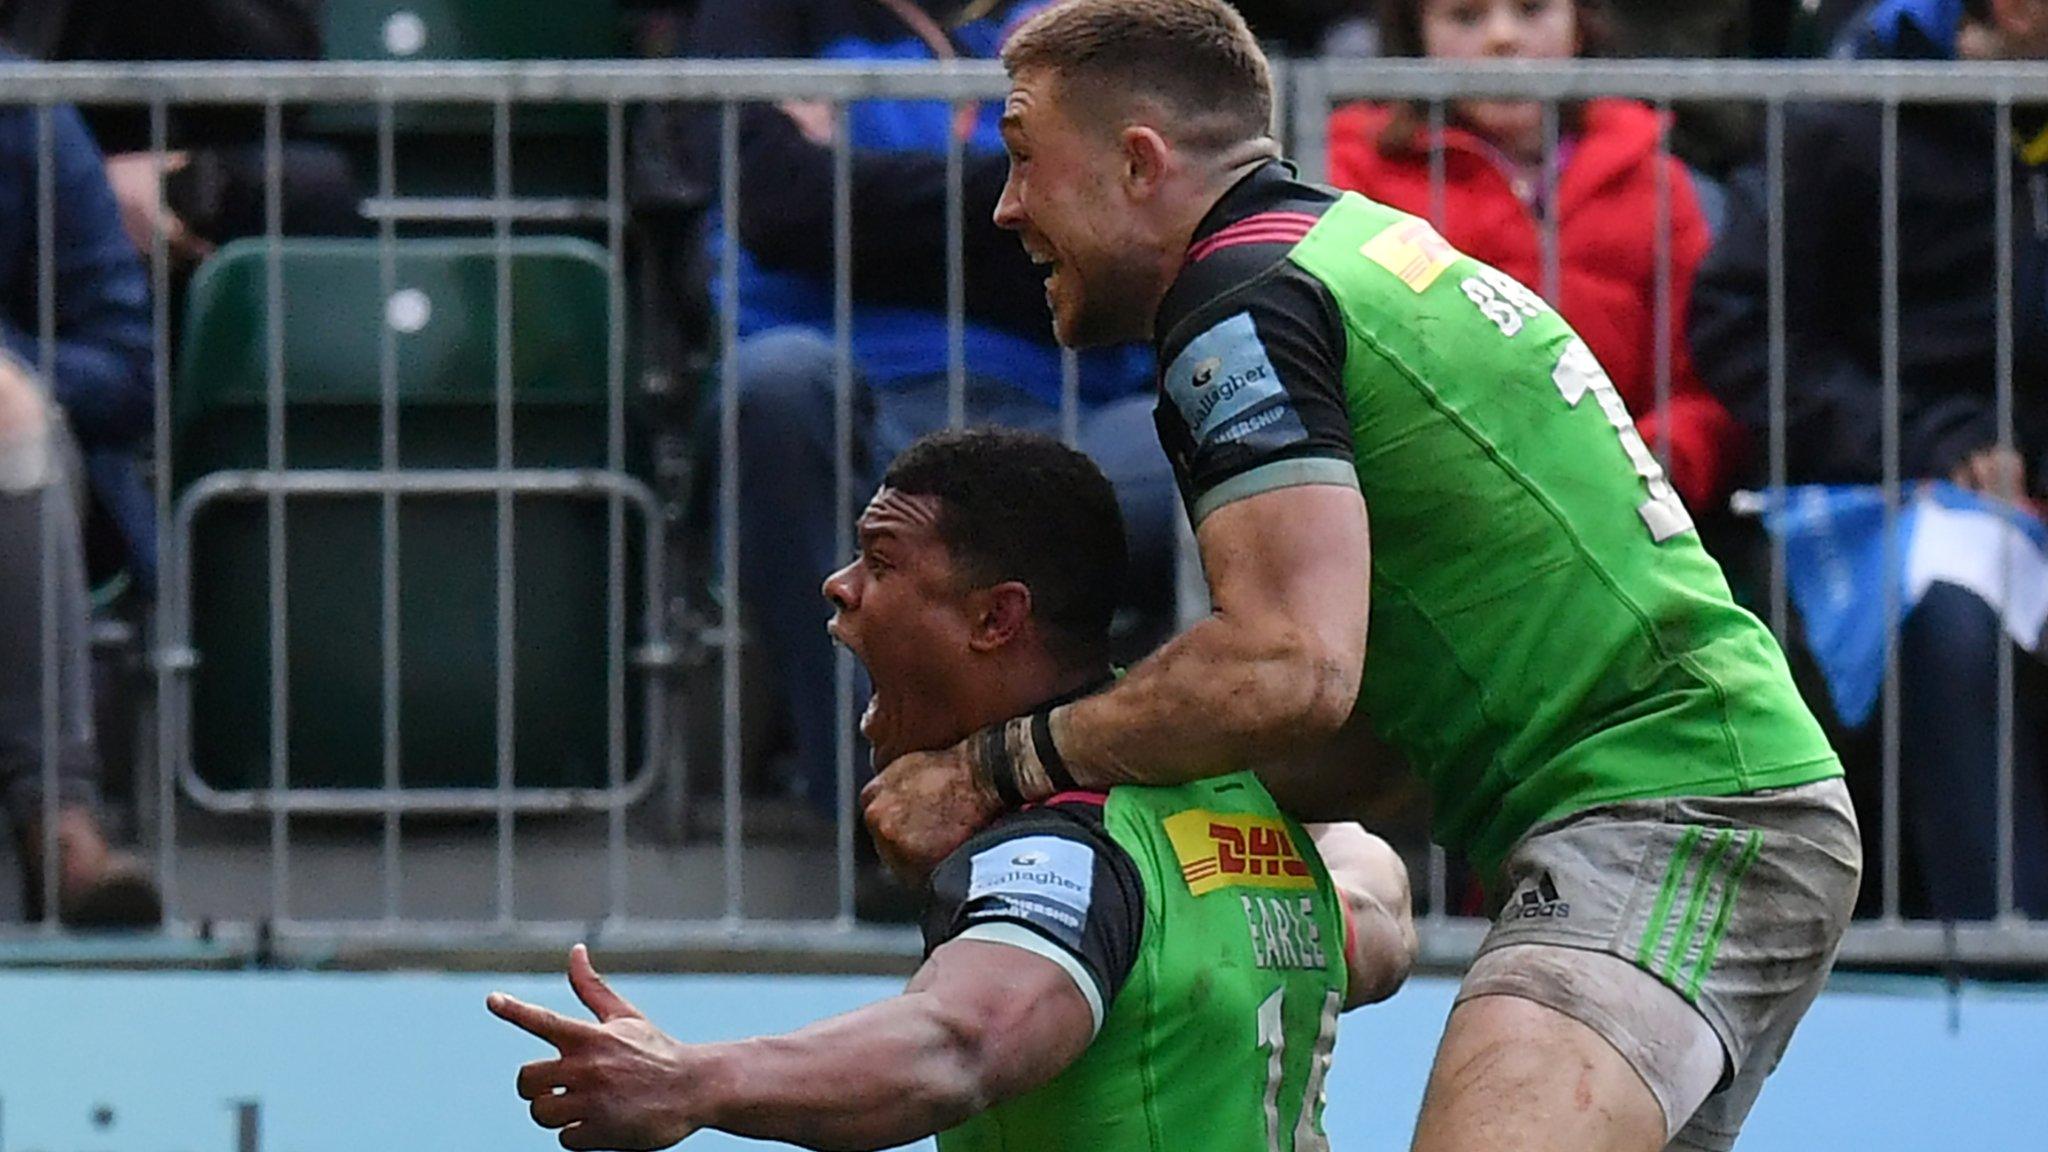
(1457, 778), (1862, 1150)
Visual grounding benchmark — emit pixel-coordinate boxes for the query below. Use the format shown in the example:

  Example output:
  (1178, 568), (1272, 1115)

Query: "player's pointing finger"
(487, 991), (598, 1047)
(567, 944), (644, 1023)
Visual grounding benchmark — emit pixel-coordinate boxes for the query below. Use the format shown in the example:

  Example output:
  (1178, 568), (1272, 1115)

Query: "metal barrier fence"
(1, 59), (2045, 968)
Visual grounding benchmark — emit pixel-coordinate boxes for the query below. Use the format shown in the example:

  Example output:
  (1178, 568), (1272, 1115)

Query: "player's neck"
(1143, 147), (1282, 336)
(1171, 146), (1278, 248)
(966, 655), (1112, 735)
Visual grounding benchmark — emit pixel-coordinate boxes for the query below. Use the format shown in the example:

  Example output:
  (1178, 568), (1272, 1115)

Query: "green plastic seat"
(173, 236), (649, 799)
(310, 1), (623, 198)
(323, 0), (623, 62)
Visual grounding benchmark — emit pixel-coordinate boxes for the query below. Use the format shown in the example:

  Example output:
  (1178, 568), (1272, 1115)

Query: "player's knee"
(0, 355), (55, 494)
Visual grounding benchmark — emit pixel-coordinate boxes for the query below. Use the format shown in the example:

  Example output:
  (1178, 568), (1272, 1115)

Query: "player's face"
(823, 487), (983, 769)
(995, 71), (1157, 347)
(1419, 0), (1579, 160)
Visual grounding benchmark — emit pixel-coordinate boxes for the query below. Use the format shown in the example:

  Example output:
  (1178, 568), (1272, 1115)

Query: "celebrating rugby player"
(490, 429), (1415, 1151)
(863, 3), (1863, 1150)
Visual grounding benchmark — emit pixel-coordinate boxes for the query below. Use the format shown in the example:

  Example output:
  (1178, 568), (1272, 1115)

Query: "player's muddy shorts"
(1457, 778), (1861, 1150)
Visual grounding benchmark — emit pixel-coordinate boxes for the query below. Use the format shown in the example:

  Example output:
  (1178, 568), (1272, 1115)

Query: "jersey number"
(1551, 339), (1694, 543)
(1256, 986), (1341, 1152)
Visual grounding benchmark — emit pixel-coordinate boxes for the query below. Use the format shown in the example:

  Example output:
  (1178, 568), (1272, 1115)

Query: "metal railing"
(0, 59), (2042, 969)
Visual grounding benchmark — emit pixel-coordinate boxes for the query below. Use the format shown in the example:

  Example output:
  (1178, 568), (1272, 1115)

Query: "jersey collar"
(1030, 669), (1117, 716)
(1184, 159), (1305, 256)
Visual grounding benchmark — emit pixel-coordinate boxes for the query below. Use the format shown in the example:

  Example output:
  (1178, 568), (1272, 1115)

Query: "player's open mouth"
(1035, 258), (1060, 304)
(860, 688), (892, 750)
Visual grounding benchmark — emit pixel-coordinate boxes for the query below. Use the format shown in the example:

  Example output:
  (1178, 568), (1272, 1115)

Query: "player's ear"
(1119, 124), (1171, 195)
(968, 581), (1033, 653)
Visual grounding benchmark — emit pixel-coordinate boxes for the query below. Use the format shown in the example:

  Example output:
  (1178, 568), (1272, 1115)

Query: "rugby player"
(488, 428), (1416, 1151)
(861, 3), (1864, 1150)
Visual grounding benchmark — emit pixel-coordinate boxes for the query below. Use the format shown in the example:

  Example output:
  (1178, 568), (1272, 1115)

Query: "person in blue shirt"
(675, 0), (1175, 854)
(0, 88), (159, 927)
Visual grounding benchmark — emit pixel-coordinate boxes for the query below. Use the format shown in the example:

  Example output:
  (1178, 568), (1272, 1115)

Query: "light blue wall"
(0, 970), (2040, 1150)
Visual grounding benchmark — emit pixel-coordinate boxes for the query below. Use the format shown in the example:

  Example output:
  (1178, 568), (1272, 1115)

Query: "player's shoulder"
(928, 795), (1146, 926)
(1157, 163), (1343, 356)
(946, 795), (1125, 877)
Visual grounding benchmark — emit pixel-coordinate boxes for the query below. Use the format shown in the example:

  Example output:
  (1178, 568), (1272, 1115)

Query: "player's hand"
(487, 945), (701, 1151)
(861, 737), (1002, 882)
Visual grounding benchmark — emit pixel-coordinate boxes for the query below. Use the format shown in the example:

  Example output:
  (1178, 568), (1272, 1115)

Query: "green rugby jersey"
(1152, 163), (1840, 879)
(924, 773), (1348, 1152)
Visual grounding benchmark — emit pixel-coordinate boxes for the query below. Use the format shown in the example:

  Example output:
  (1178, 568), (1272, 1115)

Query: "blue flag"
(1742, 483), (2048, 727)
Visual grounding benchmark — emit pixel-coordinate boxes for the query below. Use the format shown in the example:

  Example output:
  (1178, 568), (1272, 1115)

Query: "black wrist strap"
(1032, 708), (1078, 794)
(980, 724), (1024, 810)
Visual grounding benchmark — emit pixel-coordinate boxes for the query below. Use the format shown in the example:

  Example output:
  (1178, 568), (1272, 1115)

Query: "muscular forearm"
(1011, 486), (1368, 795)
(1047, 610), (1359, 791)
(698, 991), (1016, 1150)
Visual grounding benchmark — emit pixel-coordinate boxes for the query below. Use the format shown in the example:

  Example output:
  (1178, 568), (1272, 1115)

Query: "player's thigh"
(1412, 988), (1667, 1152)
(1473, 780), (1861, 1150)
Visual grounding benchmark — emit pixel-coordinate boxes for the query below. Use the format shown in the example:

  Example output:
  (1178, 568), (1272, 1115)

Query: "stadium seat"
(172, 237), (651, 799)
(322, 0), (623, 62)
(310, 1), (625, 210)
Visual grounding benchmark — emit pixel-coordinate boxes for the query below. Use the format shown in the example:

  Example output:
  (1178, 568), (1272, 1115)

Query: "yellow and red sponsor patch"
(1359, 218), (1459, 293)
(1163, 810), (1315, 896)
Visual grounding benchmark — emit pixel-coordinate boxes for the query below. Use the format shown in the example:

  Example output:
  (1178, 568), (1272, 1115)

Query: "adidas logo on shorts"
(1506, 871), (1570, 920)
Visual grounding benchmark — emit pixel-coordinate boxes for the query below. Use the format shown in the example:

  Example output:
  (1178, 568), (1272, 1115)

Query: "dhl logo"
(1163, 810), (1315, 897)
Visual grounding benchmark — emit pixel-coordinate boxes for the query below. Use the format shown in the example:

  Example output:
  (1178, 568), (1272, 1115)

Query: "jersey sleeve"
(1153, 267), (1358, 525)
(920, 803), (1145, 1037)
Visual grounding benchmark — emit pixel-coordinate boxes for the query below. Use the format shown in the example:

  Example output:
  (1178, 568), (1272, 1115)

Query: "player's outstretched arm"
(488, 941), (1093, 1152)
(1309, 822), (1417, 1009)
(862, 482), (1370, 879)
(691, 939), (1094, 1149)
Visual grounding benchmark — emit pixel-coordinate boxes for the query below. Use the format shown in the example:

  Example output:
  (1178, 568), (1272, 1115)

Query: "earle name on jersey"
(1241, 894), (1330, 971)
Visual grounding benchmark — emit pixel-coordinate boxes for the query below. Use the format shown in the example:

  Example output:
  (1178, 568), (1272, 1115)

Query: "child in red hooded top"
(1328, 0), (1744, 511)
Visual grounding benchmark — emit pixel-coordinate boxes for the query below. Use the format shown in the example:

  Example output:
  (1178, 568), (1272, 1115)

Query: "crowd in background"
(1, 0), (2043, 928)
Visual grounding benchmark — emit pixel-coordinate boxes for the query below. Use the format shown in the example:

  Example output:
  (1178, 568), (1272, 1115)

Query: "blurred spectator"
(1590, 0), (1758, 175)
(1690, 0), (2048, 919)
(1605, 0), (1747, 55)
(0, 89), (160, 928)
(1, 0), (364, 266)
(1234, 0), (1377, 54)
(1811, 0), (1899, 52)
(672, 0), (1171, 824)
(1328, 0), (1746, 513)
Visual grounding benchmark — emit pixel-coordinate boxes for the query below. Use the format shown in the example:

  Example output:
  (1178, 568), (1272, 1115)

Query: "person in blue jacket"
(0, 85), (160, 927)
(675, 0), (1175, 848)
(1690, 0), (2048, 919)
